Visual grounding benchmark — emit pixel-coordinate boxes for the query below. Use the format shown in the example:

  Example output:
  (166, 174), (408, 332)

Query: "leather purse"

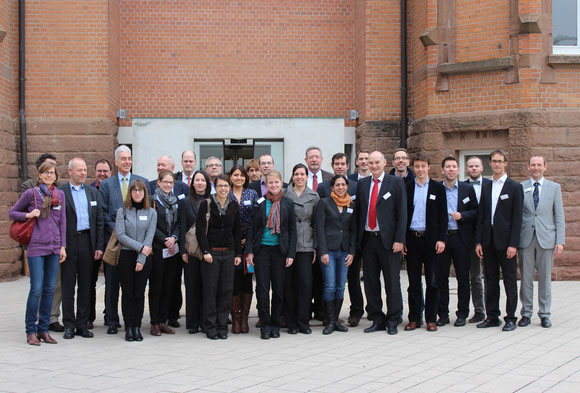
(9, 189), (38, 246)
(185, 199), (210, 259)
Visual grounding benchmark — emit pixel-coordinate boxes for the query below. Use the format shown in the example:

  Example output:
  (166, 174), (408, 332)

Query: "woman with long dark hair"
(115, 179), (157, 342)
(179, 170), (211, 334)
(246, 170), (297, 339)
(228, 165), (258, 334)
(9, 161), (67, 345)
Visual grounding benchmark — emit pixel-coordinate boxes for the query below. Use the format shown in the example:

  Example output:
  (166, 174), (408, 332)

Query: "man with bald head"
(175, 150), (197, 188)
(149, 155), (189, 198)
(59, 158), (104, 339)
(355, 151), (407, 335)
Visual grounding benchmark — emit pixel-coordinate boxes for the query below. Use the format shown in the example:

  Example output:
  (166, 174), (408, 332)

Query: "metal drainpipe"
(19, 0), (28, 182)
(400, 0), (408, 149)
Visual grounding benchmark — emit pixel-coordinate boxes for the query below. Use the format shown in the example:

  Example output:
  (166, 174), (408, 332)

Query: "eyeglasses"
(160, 180), (174, 185)
(215, 184), (230, 189)
(131, 188), (145, 193)
(490, 160), (505, 164)
(41, 171), (56, 176)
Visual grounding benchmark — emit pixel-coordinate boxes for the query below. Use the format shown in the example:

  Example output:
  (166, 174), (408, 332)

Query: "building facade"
(0, 0), (578, 279)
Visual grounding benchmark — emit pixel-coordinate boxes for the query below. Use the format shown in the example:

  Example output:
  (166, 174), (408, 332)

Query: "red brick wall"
(120, 0), (355, 125)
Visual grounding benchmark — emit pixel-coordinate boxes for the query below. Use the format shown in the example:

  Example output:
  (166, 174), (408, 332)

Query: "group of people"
(9, 144), (565, 345)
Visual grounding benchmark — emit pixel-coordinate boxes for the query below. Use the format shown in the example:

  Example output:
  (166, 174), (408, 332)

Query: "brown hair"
(246, 158), (260, 170)
(489, 150), (508, 162)
(124, 179), (151, 209)
(157, 169), (175, 182)
(413, 152), (431, 166)
(35, 161), (59, 186)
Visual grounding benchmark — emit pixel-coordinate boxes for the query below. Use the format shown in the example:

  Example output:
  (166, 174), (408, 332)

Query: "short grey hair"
(114, 145), (132, 161)
(305, 146), (322, 158)
(68, 157), (86, 170)
(158, 155), (175, 166)
(205, 156), (222, 166)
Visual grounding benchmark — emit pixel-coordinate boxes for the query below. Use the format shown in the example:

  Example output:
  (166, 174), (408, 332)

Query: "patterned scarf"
(265, 191), (283, 235)
(38, 184), (60, 218)
(155, 187), (178, 235)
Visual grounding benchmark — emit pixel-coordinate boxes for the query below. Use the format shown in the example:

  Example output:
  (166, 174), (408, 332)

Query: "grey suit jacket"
(519, 178), (565, 249)
(115, 207), (157, 264)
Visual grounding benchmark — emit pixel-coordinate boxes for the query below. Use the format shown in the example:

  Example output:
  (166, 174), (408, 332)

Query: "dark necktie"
(368, 179), (380, 230)
(470, 179), (481, 185)
(533, 181), (540, 210)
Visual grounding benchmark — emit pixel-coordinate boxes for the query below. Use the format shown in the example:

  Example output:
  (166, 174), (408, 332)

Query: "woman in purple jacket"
(9, 161), (67, 346)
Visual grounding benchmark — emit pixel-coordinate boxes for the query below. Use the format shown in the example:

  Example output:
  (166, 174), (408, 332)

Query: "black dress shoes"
(436, 317), (450, 327)
(76, 328), (94, 338)
(387, 324), (398, 335)
(502, 320), (517, 331)
(133, 327), (143, 341)
(188, 327), (200, 334)
(125, 328), (134, 342)
(287, 328), (298, 334)
(87, 321), (94, 330)
(270, 329), (280, 338)
(49, 322), (65, 332)
(107, 325), (118, 335)
(477, 318), (501, 328)
(469, 312), (486, 323)
(63, 328), (75, 339)
(298, 327), (312, 334)
(168, 319), (180, 328)
(348, 316), (360, 327)
(541, 317), (552, 328)
(217, 331), (228, 340)
(364, 322), (386, 333)
(454, 317), (466, 327)
(260, 327), (270, 340)
(518, 316), (531, 327)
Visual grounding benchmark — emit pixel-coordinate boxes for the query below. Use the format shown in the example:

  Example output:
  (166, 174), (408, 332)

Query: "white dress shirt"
(307, 170), (323, 190)
(491, 173), (507, 225)
(470, 176), (483, 202)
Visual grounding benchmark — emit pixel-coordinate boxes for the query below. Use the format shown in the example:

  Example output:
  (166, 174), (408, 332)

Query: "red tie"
(368, 178), (380, 230)
(187, 176), (191, 187)
(312, 174), (318, 192)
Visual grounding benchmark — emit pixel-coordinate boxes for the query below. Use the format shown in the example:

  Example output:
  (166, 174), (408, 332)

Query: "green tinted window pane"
(554, 0), (578, 46)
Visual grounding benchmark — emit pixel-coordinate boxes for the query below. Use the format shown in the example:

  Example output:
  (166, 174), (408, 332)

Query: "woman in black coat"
(179, 170), (211, 334)
(246, 170), (297, 340)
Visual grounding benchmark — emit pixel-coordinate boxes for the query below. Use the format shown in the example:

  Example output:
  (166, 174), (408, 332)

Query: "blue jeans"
(26, 254), (60, 334)
(320, 250), (349, 302)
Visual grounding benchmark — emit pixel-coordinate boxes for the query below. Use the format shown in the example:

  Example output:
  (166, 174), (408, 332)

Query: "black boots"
(322, 299), (349, 335)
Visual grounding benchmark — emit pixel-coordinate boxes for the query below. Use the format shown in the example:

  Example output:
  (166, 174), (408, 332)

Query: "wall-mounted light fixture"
(348, 110), (359, 120)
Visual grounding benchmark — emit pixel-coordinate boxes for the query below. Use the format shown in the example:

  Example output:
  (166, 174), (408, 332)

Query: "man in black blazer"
(437, 156), (478, 327)
(249, 154), (288, 197)
(355, 151), (407, 335)
(304, 146), (333, 192)
(389, 148), (415, 187)
(475, 150), (523, 331)
(99, 145), (149, 334)
(149, 155), (189, 199)
(463, 156), (490, 323)
(347, 150), (370, 182)
(59, 158), (104, 339)
(404, 153), (447, 332)
(317, 153), (357, 198)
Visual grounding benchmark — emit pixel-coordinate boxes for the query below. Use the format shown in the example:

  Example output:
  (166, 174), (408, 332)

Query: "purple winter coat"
(9, 187), (67, 257)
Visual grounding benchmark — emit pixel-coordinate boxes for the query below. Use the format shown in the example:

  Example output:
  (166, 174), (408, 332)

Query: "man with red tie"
(304, 146), (333, 192)
(355, 151), (407, 335)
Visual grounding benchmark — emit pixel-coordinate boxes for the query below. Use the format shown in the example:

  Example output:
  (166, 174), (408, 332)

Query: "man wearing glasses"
(205, 156), (223, 194)
(389, 148), (415, 187)
(475, 150), (523, 331)
(249, 154), (287, 197)
(149, 155), (189, 198)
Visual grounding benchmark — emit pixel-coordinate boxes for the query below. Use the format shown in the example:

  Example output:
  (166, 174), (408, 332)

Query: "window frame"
(553, 0), (580, 54)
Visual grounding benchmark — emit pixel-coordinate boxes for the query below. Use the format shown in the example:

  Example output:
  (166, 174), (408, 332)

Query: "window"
(459, 150), (494, 182)
(553, 0), (580, 54)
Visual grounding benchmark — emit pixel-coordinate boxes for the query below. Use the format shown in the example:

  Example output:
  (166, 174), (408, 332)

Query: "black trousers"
(148, 249), (181, 325)
(406, 233), (439, 323)
(311, 257), (324, 317)
(484, 234), (518, 321)
(347, 253), (364, 318)
(61, 232), (92, 330)
(117, 250), (152, 328)
(284, 251), (313, 330)
(233, 269), (253, 295)
(255, 245), (286, 328)
(201, 249), (235, 335)
(168, 263), (183, 321)
(104, 257), (120, 326)
(362, 233), (402, 326)
(438, 233), (471, 319)
(184, 256), (203, 330)
(89, 257), (102, 324)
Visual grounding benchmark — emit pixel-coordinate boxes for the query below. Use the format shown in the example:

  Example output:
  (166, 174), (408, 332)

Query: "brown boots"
(231, 293), (253, 334)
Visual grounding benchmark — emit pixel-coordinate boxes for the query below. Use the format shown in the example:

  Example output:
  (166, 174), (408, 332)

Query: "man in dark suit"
(304, 146), (333, 192)
(355, 151), (407, 335)
(59, 158), (104, 339)
(90, 159), (112, 192)
(149, 155), (189, 199)
(464, 156), (490, 323)
(99, 145), (148, 334)
(317, 153), (357, 198)
(437, 156), (478, 327)
(348, 150), (370, 182)
(389, 148), (415, 187)
(404, 153), (447, 332)
(249, 154), (288, 197)
(475, 150), (523, 331)
(174, 150), (197, 188)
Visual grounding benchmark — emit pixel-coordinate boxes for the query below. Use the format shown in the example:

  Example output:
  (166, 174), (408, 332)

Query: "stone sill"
(438, 57), (514, 75)
(548, 55), (580, 67)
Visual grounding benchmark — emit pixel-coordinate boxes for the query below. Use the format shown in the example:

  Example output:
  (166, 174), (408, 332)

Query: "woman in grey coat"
(284, 163), (320, 334)
(115, 179), (157, 342)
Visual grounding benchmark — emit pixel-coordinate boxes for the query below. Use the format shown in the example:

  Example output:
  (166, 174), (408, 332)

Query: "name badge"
(429, 194), (436, 200)
(462, 197), (470, 204)
(90, 201), (98, 206)
(524, 187), (532, 193)
(346, 208), (353, 214)
(243, 200), (252, 206)
(139, 215), (148, 221)
(351, 195), (356, 201)
(177, 194), (185, 200)
(383, 192), (391, 200)
(500, 194), (509, 200)
(257, 197), (265, 204)
(52, 206), (62, 211)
